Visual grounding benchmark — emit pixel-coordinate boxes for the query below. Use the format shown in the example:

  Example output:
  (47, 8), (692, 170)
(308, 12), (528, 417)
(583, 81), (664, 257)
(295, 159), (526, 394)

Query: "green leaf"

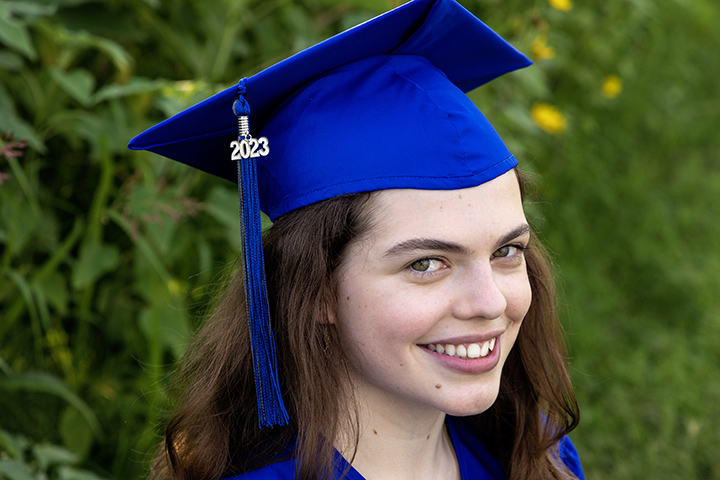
(205, 185), (243, 251)
(69, 32), (131, 77)
(49, 68), (96, 107)
(72, 241), (120, 290)
(0, 357), (11, 376)
(0, 14), (37, 61)
(0, 429), (29, 461)
(0, 50), (23, 70)
(60, 407), (93, 459)
(42, 27), (131, 77)
(32, 443), (79, 470)
(42, 0), (94, 7)
(5, 1), (57, 18)
(316, 0), (387, 11)
(206, 185), (241, 229)
(138, 301), (191, 360)
(0, 459), (35, 480)
(0, 84), (46, 153)
(37, 271), (70, 316)
(107, 209), (172, 283)
(5, 269), (40, 328)
(93, 78), (167, 103)
(0, 372), (101, 436)
(58, 466), (107, 480)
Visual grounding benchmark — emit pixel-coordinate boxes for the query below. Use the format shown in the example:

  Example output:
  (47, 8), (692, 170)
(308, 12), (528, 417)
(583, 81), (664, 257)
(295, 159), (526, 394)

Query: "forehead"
(363, 170), (525, 247)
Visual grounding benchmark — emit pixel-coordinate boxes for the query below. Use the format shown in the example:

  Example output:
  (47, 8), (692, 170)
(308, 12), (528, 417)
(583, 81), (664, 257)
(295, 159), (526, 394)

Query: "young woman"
(130, 1), (583, 479)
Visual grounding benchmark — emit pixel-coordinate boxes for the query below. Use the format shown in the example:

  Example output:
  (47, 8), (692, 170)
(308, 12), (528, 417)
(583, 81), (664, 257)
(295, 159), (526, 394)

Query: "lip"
(420, 333), (503, 375)
(425, 330), (504, 346)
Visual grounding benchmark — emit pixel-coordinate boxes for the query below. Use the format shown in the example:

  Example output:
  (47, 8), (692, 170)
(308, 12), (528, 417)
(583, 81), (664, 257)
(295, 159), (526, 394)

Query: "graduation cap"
(129, 0), (531, 428)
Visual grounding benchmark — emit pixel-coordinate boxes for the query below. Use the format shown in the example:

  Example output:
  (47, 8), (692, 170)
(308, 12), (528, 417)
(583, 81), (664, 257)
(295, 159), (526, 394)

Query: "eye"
(492, 244), (526, 258)
(409, 258), (445, 273)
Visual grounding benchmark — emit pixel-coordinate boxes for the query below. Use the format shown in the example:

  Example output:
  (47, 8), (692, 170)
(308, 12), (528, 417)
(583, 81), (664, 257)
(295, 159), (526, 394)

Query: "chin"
(439, 385), (501, 417)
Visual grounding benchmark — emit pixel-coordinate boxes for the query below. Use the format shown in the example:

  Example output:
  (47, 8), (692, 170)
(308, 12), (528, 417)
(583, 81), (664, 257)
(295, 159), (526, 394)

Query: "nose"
(451, 264), (507, 321)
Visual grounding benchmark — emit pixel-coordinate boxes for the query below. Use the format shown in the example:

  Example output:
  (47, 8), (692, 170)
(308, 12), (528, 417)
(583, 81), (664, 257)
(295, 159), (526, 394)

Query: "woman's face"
(334, 171), (532, 418)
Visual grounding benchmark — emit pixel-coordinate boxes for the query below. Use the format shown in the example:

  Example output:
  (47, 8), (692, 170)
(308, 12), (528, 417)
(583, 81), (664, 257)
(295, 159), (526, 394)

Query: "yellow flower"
(601, 75), (623, 99)
(531, 35), (556, 60)
(168, 278), (183, 294)
(531, 103), (567, 134)
(549, 0), (573, 11)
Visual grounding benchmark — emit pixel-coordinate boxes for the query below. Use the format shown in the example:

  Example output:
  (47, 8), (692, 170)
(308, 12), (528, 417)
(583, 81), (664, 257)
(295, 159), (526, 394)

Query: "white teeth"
(427, 338), (497, 359)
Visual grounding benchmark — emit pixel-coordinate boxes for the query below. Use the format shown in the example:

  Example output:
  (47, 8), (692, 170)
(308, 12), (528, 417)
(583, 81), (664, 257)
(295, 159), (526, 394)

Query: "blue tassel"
(234, 78), (289, 428)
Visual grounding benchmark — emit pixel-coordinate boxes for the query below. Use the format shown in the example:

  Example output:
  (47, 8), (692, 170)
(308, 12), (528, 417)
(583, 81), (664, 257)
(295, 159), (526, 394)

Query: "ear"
(315, 288), (338, 325)
(325, 300), (338, 325)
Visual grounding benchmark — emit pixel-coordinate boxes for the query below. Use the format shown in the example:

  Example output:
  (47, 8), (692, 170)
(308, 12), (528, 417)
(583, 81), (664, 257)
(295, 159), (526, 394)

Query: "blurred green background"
(1, 0), (719, 478)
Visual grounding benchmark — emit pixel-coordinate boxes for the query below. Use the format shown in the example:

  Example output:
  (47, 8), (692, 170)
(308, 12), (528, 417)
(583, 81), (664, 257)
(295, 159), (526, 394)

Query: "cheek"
(503, 272), (533, 323)
(338, 288), (400, 337)
(336, 281), (430, 350)
(500, 276), (530, 360)
(335, 291), (397, 375)
(336, 280), (386, 341)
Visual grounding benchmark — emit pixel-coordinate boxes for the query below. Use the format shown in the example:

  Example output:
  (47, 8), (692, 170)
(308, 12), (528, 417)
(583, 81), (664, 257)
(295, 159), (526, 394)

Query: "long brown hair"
(152, 170), (580, 480)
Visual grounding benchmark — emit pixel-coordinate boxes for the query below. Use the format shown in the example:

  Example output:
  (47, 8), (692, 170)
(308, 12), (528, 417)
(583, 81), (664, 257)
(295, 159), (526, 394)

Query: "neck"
(336, 386), (460, 480)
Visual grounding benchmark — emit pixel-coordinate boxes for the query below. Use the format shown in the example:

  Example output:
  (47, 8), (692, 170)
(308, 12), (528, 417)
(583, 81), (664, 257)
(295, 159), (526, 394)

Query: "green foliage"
(1, 0), (719, 479)
(0, 428), (107, 480)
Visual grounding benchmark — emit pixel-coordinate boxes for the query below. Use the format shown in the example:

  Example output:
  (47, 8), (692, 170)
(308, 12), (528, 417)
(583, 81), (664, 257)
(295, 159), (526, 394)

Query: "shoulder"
(223, 458), (296, 480)
(223, 454), (363, 480)
(447, 417), (585, 480)
(558, 436), (585, 480)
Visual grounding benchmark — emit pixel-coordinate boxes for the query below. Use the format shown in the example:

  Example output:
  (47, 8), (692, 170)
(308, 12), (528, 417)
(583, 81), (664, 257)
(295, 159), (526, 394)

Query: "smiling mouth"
(425, 338), (496, 359)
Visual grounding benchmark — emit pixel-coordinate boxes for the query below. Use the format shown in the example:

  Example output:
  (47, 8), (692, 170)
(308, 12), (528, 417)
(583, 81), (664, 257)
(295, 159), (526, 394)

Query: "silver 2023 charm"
(230, 137), (269, 160)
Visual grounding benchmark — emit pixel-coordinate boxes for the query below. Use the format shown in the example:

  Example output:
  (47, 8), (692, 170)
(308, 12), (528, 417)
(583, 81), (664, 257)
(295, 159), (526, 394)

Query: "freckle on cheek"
(373, 429), (378, 435)
(346, 296), (350, 301)
(435, 384), (442, 389)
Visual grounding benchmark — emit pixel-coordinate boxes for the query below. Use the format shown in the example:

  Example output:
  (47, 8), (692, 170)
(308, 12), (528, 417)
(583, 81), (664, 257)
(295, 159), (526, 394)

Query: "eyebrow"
(383, 238), (470, 258)
(494, 223), (531, 250)
(383, 223), (531, 258)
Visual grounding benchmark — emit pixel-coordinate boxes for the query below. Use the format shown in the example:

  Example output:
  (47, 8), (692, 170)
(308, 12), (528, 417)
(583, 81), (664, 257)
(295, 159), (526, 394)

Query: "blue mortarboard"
(129, 0), (531, 428)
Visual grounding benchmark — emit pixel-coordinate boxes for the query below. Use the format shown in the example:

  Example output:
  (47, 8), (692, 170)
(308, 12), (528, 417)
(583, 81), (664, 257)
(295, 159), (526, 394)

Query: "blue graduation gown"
(225, 416), (584, 480)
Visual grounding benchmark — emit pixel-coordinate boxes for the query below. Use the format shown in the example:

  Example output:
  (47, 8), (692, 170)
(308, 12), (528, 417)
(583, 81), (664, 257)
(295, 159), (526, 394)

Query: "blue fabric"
(559, 436), (585, 480)
(128, 0), (531, 220)
(238, 153), (288, 427)
(224, 417), (584, 480)
(257, 53), (518, 219)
